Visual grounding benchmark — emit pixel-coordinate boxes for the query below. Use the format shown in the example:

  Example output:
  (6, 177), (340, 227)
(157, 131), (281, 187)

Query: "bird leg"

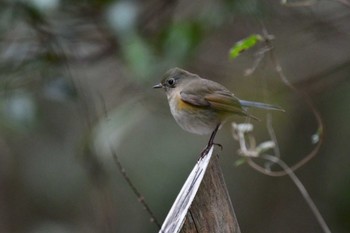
(199, 124), (221, 159)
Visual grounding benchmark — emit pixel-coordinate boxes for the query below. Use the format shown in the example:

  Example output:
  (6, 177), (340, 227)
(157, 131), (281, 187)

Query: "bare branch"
(232, 123), (331, 233)
(244, 25), (325, 176)
(112, 151), (161, 229)
(260, 154), (331, 233)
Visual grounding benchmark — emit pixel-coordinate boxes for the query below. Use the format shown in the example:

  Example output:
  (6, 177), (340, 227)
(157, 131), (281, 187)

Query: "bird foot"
(198, 142), (223, 160)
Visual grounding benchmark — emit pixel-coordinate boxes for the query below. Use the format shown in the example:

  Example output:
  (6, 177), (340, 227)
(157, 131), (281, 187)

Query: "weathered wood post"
(160, 147), (241, 233)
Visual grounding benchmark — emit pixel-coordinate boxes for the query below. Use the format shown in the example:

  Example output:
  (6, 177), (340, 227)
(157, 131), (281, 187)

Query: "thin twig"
(260, 154), (332, 233)
(232, 123), (331, 233)
(264, 113), (281, 170)
(245, 46), (272, 76)
(246, 25), (325, 177)
(267, 27), (324, 174)
(112, 151), (161, 229)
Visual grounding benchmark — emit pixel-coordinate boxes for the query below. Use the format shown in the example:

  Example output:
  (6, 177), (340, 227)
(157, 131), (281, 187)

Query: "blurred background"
(1, 0), (350, 232)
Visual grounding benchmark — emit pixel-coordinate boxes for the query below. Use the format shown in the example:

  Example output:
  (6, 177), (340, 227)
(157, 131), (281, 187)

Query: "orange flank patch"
(177, 98), (194, 111)
(175, 94), (200, 111)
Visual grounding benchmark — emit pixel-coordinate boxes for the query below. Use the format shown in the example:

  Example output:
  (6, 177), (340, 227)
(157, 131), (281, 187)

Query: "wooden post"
(160, 147), (241, 233)
(180, 154), (241, 233)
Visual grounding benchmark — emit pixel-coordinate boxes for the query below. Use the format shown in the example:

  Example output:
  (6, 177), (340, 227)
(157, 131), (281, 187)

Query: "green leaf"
(229, 34), (263, 59)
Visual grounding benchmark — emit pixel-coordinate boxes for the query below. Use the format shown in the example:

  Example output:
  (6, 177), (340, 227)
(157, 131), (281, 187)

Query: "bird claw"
(199, 145), (210, 159)
(198, 142), (223, 160)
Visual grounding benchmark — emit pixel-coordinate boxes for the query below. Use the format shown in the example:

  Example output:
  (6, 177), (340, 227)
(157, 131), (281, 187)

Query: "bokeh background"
(1, 0), (350, 232)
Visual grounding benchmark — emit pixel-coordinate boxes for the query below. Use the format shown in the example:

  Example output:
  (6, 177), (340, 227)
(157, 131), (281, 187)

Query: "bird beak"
(153, 83), (163, 89)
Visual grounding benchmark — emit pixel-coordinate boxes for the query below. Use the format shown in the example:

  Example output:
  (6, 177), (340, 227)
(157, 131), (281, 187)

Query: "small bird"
(153, 67), (284, 157)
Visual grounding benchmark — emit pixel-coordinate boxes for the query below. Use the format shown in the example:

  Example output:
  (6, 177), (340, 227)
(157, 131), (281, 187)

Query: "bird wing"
(180, 79), (248, 116)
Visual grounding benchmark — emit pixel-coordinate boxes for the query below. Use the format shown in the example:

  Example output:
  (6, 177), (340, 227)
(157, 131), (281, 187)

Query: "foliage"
(229, 34), (262, 59)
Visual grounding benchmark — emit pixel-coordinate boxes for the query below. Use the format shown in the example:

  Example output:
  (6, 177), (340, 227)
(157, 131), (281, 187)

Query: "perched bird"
(153, 67), (284, 156)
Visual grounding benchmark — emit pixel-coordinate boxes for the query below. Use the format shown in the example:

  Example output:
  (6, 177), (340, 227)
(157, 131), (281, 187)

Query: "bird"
(153, 67), (284, 157)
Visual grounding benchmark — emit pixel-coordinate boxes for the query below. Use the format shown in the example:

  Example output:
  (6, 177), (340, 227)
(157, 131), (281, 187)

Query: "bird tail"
(239, 100), (285, 112)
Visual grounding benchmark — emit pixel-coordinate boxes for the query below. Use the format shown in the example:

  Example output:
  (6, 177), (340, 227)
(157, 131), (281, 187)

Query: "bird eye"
(167, 78), (175, 86)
